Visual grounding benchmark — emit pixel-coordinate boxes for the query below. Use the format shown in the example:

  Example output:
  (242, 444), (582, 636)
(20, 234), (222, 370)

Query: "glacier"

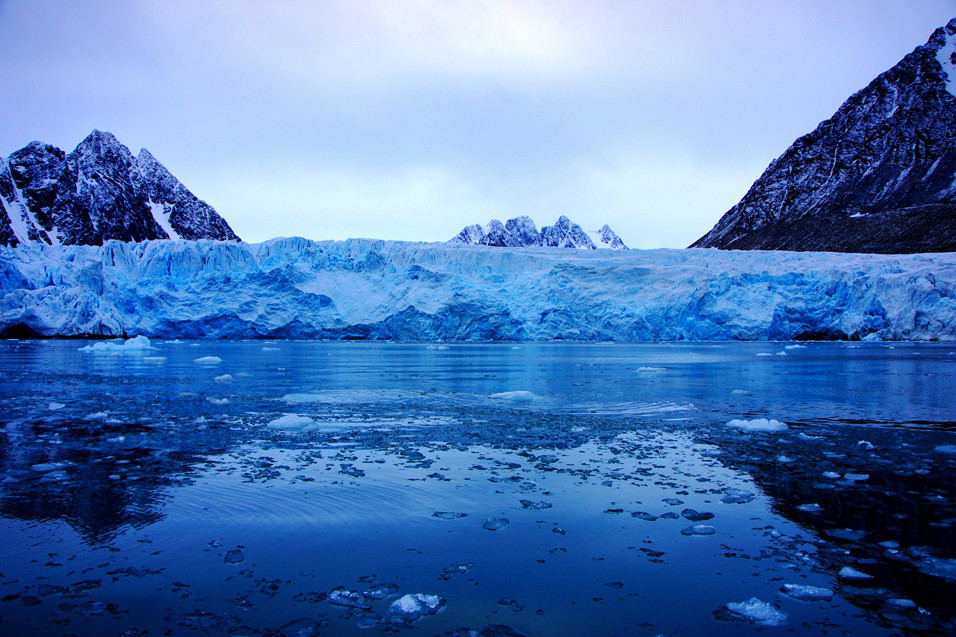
(0, 237), (954, 341)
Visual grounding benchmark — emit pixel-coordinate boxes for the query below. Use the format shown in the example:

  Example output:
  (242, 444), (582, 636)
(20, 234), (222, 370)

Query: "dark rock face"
(692, 18), (956, 254)
(451, 215), (628, 250)
(0, 130), (239, 246)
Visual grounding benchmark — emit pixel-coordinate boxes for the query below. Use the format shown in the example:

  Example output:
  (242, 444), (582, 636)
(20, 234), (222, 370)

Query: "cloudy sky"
(0, 1), (953, 247)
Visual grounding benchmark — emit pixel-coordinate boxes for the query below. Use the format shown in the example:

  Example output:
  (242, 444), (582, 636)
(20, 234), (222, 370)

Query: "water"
(0, 340), (954, 636)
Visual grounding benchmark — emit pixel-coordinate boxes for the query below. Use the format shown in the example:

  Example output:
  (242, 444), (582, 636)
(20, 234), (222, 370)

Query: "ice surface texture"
(1, 237), (954, 340)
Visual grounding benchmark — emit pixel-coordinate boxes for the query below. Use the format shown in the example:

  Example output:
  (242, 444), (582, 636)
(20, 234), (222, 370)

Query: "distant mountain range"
(0, 130), (239, 246)
(692, 18), (956, 253)
(451, 215), (628, 250)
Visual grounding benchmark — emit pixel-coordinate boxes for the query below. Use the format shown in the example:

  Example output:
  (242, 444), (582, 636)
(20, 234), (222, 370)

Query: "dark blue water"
(0, 340), (953, 636)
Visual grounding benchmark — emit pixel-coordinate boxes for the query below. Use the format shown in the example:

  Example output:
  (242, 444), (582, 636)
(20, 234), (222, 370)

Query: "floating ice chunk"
(426, 345), (449, 350)
(489, 391), (536, 402)
(79, 335), (154, 353)
(280, 617), (322, 637)
(914, 556), (956, 580)
(214, 374), (233, 383)
(823, 471), (842, 479)
(86, 411), (109, 420)
(207, 397), (229, 405)
(776, 454), (794, 463)
(721, 488), (755, 504)
(519, 499), (552, 510)
(142, 356), (166, 363)
(784, 344), (807, 350)
(329, 589), (371, 610)
(780, 584), (833, 601)
(483, 517), (510, 531)
(732, 389), (749, 395)
(934, 444), (956, 455)
(878, 540), (899, 549)
(388, 593), (444, 623)
(631, 511), (658, 521)
(839, 566), (872, 580)
(726, 418), (788, 432)
(223, 549), (245, 564)
(681, 524), (716, 536)
(262, 346), (279, 351)
(797, 503), (823, 513)
(636, 366), (666, 373)
(281, 393), (325, 404)
(716, 597), (787, 626)
(857, 440), (875, 450)
(775, 351), (788, 356)
(363, 582), (400, 599)
(432, 511), (468, 520)
(194, 356), (222, 364)
(888, 598), (917, 609)
(30, 461), (72, 472)
(681, 509), (714, 521)
(756, 352), (774, 357)
(48, 402), (65, 411)
(844, 473), (869, 482)
(267, 414), (316, 431)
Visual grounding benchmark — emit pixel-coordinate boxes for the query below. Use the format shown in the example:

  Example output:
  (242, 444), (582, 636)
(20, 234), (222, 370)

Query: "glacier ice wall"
(1, 238), (954, 341)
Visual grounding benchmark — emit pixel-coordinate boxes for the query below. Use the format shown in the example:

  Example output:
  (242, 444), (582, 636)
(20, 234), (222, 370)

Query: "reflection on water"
(0, 340), (953, 636)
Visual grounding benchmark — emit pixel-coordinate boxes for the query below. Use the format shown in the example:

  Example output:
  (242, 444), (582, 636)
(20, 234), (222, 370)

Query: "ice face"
(2, 238), (954, 340)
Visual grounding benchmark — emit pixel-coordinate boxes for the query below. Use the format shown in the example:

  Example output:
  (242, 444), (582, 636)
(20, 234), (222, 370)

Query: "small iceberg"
(780, 584), (833, 601)
(388, 593), (444, 623)
(489, 391), (537, 402)
(715, 597), (787, 626)
(726, 418), (788, 432)
(267, 414), (316, 432)
(194, 356), (222, 364)
(79, 335), (154, 353)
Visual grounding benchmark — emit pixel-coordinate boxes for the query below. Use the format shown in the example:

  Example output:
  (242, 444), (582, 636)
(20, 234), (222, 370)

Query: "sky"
(0, 1), (953, 248)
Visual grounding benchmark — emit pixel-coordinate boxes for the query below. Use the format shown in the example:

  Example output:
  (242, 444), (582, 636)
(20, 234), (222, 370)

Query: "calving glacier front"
(1, 238), (954, 340)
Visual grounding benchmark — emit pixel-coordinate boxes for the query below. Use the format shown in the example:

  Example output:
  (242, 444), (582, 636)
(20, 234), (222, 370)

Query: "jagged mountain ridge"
(451, 215), (628, 250)
(692, 18), (956, 253)
(0, 130), (239, 246)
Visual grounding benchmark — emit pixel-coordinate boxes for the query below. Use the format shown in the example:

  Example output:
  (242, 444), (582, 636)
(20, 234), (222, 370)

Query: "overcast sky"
(0, 1), (953, 248)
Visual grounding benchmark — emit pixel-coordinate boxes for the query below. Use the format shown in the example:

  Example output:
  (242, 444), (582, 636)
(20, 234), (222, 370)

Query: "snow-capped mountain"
(451, 215), (628, 250)
(1, 239), (952, 340)
(692, 18), (956, 253)
(0, 130), (239, 246)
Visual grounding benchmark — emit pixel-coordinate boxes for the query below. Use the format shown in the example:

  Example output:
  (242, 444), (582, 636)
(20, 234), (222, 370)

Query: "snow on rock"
(726, 418), (789, 432)
(388, 593), (444, 623)
(1, 238), (954, 340)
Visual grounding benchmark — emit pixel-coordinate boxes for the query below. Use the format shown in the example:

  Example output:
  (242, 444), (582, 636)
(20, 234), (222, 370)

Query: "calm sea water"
(0, 340), (953, 636)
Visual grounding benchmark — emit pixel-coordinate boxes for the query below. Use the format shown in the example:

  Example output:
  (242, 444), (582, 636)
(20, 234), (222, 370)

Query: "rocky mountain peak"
(450, 215), (627, 250)
(0, 131), (239, 246)
(691, 19), (956, 253)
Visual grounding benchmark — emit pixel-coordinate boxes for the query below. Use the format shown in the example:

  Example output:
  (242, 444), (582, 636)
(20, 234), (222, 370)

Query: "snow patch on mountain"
(1, 238), (952, 341)
(937, 19), (956, 97)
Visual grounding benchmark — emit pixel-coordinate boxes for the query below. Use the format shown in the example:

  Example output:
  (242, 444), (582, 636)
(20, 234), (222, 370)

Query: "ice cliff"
(1, 239), (954, 341)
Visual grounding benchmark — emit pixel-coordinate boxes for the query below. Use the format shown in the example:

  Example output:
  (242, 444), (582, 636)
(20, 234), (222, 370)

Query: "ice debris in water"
(631, 511), (658, 521)
(48, 402), (65, 411)
(726, 418), (788, 432)
(483, 517), (510, 531)
(267, 414), (316, 432)
(79, 335), (154, 353)
(329, 589), (371, 610)
(363, 583), (400, 599)
(681, 524), (716, 536)
(823, 471), (842, 479)
(388, 593), (444, 623)
(888, 598), (917, 609)
(214, 374), (232, 383)
(839, 566), (872, 580)
(489, 391), (537, 402)
(780, 584), (833, 601)
(843, 473), (869, 482)
(194, 356), (222, 364)
(280, 617), (322, 637)
(223, 549), (244, 564)
(433, 511), (468, 520)
(519, 499), (552, 510)
(797, 503), (823, 513)
(934, 444), (956, 455)
(681, 509), (714, 521)
(715, 597), (787, 626)
(636, 366), (666, 373)
(720, 488), (755, 504)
